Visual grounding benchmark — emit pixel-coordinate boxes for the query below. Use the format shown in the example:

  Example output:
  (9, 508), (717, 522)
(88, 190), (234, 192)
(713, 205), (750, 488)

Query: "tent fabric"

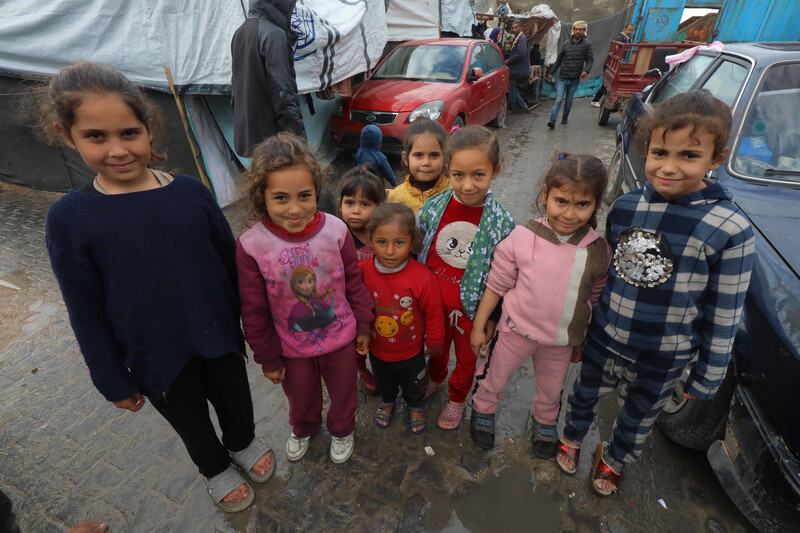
(0, 0), (387, 95)
(386, 0), (439, 41)
(441, 0), (475, 37)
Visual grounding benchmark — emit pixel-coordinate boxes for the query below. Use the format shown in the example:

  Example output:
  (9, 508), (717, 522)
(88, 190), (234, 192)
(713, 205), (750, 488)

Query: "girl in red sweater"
(358, 203), (445, 434)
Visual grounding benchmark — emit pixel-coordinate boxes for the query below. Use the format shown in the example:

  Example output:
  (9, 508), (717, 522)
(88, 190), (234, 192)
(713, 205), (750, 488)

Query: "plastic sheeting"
(386, 0), (439, 41)
(441, 0), (475, 37)
(0, 0), (388, 95)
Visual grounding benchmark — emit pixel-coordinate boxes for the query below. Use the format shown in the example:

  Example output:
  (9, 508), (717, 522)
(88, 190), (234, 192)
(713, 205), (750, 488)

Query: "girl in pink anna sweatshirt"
(468, 154), (611, 457)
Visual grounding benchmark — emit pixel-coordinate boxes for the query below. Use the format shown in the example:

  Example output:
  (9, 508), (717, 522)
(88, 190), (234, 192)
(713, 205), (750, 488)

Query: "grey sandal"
(205, 465), (253, 513)
(532, 420), (558, 459)
(231, 438), (275, 483)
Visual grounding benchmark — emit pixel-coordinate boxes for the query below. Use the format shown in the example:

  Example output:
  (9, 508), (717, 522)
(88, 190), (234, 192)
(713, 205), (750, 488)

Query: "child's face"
(542, 183), (597, 236)
(340, 191), (377, 232)
(449, 147), (500, 207)
(645, 126), (727, 200)
(57, 93), (153, 188)
(401, 133), (444, 183)
(371, 221), (413, 269)
(294, 273), (316, 296)
(264, 164), (317, 233)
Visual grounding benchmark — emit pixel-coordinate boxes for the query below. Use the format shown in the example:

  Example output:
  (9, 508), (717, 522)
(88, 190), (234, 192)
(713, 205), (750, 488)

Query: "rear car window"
(649, 54), (715, 105)
(698, 59), (748, 106)
(484, 44), (504, 71)
(732, 62), (800, 182)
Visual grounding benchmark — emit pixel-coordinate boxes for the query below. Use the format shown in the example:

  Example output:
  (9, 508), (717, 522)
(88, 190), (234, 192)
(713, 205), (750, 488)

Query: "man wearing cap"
(546, 21), (594, 129)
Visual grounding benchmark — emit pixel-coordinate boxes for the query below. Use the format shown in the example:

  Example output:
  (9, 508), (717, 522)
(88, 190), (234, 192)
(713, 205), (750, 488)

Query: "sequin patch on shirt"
(614, 226), (674, 287)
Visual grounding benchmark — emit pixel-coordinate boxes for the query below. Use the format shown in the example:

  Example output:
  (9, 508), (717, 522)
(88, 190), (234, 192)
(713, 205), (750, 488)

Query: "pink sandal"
(437, 403), (466, 430)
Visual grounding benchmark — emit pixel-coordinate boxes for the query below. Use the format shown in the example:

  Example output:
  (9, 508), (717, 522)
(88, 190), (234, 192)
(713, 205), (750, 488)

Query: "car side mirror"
(468, 67), (483, 82)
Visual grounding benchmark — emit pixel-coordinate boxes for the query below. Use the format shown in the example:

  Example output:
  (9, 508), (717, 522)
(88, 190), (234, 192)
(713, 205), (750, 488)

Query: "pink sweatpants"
(472, 320), (572, 426)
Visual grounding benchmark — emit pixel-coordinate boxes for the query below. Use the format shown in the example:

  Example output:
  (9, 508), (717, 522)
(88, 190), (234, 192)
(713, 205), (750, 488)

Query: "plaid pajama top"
(590, 180), (754, 398)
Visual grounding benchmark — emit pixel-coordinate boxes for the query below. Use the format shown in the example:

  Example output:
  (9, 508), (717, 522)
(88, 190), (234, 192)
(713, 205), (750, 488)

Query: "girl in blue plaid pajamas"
(557, 92), (755, 496)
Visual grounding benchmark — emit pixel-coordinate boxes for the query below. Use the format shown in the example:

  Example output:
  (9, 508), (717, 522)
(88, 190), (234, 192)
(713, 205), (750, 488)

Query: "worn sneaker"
(330, 433), (354, 464)
(590, 101), (601, 108)
(547, 120), (555, 129)
(285, 432), (310, 462)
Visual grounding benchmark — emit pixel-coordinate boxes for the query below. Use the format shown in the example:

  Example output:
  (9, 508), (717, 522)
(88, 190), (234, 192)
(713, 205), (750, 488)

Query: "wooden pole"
(162, 65), (213, 191)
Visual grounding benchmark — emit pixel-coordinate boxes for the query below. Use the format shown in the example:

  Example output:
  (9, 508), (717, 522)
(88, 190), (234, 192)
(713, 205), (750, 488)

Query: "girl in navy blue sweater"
(36, 63), (272, 513)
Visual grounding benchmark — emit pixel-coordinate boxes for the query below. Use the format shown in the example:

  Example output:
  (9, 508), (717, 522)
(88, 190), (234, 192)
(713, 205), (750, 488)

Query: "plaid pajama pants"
(563, 333), (684, 472)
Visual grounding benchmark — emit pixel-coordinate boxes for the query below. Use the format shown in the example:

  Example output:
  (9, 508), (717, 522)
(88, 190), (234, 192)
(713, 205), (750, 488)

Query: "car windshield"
(649, 54), (715, 105)
(732, 62), (800, 182)
(371, 44), (467, 83)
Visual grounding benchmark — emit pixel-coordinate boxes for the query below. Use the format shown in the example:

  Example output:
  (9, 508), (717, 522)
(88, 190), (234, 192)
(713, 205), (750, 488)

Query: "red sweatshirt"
(358, 258), (445, 362)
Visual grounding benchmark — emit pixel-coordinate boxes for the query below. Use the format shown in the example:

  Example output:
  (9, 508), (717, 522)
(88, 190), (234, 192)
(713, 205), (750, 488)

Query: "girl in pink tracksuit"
(468, 153), (611, 457)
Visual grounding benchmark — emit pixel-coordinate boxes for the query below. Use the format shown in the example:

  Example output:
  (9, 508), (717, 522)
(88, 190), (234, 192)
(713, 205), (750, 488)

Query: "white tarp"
(386, 0), (439, 41)
(441, 0), (475, 37)
(293, 0), (387, 93)
(0, 0), (387, 94)
(529, 4), (561, 65)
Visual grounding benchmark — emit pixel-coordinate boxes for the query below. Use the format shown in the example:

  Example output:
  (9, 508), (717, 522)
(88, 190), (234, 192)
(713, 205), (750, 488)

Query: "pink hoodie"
(486, 218), (611, 346)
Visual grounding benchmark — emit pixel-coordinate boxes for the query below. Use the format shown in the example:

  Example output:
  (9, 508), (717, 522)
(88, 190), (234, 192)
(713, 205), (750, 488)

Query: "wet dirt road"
(0, 101), (756, 532)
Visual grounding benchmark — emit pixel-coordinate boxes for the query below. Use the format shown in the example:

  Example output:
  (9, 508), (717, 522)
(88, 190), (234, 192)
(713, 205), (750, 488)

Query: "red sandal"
(556, 437), (580, 475)
(590, 442), (621, 496)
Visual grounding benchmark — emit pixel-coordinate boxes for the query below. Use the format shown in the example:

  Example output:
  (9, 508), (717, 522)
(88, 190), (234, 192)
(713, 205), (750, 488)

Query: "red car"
(330, 38), (510, 154)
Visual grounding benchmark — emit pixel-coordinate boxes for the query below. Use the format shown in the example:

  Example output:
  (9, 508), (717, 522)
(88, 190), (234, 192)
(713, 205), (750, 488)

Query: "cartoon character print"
(372, 293), (418, 344)
(287, 265), (337, 332)
(435, 221), (478, 270)
(399, 296), (414, 325)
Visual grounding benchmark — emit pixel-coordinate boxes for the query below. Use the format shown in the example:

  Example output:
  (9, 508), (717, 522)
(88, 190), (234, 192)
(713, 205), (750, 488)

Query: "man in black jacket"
(546, 20), (593, 129)
(591, 23), (634, 107)
(231, 0), (306, 158)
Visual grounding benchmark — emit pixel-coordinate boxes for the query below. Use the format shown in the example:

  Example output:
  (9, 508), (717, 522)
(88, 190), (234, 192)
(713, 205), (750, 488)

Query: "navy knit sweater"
(46, 175), (245, 402)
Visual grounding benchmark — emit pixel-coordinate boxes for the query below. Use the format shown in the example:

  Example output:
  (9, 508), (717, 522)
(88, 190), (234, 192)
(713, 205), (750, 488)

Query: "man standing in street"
(591, 23), (635, 107)
(506, 20), (531, 113)
(546, 20), (593, 128)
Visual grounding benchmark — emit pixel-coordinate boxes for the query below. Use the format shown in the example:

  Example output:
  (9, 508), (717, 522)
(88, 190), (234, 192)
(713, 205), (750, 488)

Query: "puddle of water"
(425, 464), (561, 532)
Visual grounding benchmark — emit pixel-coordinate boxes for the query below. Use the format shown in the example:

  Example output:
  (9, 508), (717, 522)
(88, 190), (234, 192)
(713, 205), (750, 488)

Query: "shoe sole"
(286, 439), (310, 462)
(330, 442), (354, 464)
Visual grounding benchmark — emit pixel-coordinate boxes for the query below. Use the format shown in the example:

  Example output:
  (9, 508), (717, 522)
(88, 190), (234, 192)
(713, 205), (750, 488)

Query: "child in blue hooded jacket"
(355, 125), (397, 186)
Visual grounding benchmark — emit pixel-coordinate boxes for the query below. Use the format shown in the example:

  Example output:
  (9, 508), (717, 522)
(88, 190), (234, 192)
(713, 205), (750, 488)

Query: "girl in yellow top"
(387, 118), (450, 214)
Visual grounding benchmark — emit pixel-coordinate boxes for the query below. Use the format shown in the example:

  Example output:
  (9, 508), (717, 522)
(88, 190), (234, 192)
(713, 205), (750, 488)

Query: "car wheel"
(656, 360), (736, 452)
(598, 95), (612, 126)
(489, 96), (507, 128)
(604, 145), (626, 206)
(451, 116), (465, 130)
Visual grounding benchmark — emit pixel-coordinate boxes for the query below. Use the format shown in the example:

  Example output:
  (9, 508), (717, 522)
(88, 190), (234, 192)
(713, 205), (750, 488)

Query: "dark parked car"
(608, 42), (800, 532)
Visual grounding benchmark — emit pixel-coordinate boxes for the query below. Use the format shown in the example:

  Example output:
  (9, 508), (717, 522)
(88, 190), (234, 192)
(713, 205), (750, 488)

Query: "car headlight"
(408, 100), (444, 122)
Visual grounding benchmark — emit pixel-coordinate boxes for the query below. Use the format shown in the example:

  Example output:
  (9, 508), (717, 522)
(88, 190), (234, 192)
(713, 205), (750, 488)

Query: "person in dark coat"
(231, 0), (306, 158)
(505, 21), (530, 113)
(355, 125), (397, 186)
(591, 23), (635, 107)
(546, 20), (594, 128)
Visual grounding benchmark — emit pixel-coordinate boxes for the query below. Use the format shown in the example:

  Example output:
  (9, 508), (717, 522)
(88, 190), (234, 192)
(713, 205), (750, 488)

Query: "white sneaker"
(590, 101), (601, 108)
(286, 432), (310, 462)
(330, 433), (354, 464)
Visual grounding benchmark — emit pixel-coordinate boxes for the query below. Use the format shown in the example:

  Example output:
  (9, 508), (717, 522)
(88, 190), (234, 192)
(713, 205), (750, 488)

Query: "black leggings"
(369, 350), (428, 408)
(151, 353), (256, 478)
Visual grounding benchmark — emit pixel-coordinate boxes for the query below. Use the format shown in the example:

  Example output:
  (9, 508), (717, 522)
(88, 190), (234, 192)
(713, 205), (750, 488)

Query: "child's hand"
(356, 334), (370, 355)
(113, 392), (146, 412)
(425, 347), (442, 357)
(470, 330), (487, 357)
(571, 345), (583, 363)
(264, 367), (286, 384)
(484, 320), (497, 342)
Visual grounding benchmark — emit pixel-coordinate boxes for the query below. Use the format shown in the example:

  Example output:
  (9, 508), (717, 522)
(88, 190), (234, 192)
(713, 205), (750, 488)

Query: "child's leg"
(369, 353), (400, 406)
(428, 310), (456, 385)
(604, 361), (684, 472)
(562, 337), (624, 446)
(356, 352), (369, 373)
(281, 356), (324, 438)
(398, 350), (428, 409)
(318, 343), (358, 438)
(203, 353), (256, 452)
(472, 322), (534, 414)
(151, 357), (231, 478)
(447, 308), (476, 404)
(530, 344), (573, 426)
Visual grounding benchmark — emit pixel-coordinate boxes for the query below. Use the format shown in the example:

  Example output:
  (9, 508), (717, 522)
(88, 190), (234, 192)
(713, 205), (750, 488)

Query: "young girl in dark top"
(39, 62), (272, 513)
(337, 167), (386, 394)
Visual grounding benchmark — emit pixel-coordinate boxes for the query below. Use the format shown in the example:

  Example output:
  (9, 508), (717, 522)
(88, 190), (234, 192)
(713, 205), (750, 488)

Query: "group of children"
(39, 62), (754, 512)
